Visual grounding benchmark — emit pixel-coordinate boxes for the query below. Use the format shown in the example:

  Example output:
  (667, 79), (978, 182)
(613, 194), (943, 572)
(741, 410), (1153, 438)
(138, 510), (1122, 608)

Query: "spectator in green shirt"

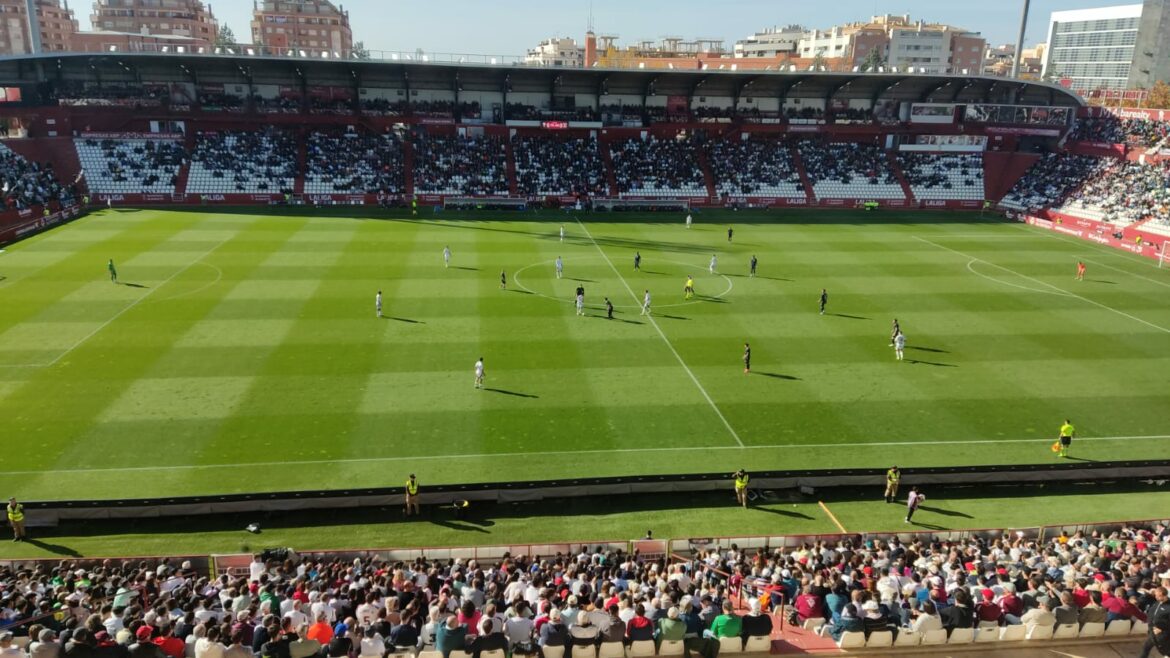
(435, 615), (467, 658)
(655, 607), (686, 647)
(703, 600), (741, 639)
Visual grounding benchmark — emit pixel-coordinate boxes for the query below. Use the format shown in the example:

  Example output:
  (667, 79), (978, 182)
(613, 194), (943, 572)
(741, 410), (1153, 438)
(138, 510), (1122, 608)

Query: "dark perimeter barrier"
(18, 459), (1170, 525)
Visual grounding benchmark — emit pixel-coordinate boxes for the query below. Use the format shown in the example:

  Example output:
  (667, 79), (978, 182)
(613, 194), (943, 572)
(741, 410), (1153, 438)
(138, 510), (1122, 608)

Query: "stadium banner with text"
(1022, 213), (1161, 259)
(0, 205), (82, 245)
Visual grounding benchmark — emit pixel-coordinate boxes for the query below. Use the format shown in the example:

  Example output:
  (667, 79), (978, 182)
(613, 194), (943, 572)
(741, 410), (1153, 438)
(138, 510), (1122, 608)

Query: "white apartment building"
(525, 37), (583, 67)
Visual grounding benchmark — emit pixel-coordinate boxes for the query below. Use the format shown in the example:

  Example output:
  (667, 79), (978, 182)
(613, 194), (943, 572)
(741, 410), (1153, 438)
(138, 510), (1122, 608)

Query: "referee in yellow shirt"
(6, 497), (25, 542)
(1058, 419), (1075, 458)
(404, 475), (420, 517)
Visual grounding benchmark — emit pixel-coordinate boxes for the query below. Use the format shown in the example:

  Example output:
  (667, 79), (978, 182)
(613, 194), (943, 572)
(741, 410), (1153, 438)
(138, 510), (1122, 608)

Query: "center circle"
(513, 254), (734, 309)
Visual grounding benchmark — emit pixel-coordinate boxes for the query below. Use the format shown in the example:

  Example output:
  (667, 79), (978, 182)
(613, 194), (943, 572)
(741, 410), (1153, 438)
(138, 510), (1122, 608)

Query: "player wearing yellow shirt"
(684, 276), (695, 299)
(1058, 419), (1075, 458)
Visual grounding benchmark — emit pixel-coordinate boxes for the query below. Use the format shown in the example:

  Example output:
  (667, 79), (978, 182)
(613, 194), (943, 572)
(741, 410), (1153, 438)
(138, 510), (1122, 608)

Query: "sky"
(80, 0), (1129, 55)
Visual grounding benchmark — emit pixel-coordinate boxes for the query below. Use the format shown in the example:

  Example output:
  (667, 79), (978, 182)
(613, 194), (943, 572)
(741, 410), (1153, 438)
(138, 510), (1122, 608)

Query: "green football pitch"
(2, 207), (1170, 503)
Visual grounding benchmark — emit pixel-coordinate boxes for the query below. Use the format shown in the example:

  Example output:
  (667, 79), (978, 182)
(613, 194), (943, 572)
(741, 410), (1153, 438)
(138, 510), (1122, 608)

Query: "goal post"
(1160, 241), (1170, 268)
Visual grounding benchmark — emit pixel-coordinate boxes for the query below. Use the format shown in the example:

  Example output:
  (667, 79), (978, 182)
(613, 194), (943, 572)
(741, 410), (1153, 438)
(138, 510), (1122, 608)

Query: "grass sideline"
(0, 482), (1167, 559)
(1, 207), (1169, 502)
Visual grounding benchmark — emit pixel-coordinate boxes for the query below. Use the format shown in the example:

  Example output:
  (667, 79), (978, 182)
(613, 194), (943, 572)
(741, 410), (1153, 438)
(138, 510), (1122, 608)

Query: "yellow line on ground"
(819, 501), (848, 534)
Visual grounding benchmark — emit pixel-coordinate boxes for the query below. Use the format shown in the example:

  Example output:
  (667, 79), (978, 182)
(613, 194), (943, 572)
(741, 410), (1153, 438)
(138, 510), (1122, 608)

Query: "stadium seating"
(0, 143), (74, 209)
(413, 134), (509, 196)
(611, 135), (707, 198)
(74, 138), (185, 194)
(1070, 115), (1170, 148)
(999, 153), (1100, 211)
(512, 135), (607, 197)
(896, 153), (985, 200)
(304, 129), (406, 195)
(1054, 159), (1170, 225)
(186, 131), (297, 194)
(708, 138), (805, 199)
(800, 141), (906, 200)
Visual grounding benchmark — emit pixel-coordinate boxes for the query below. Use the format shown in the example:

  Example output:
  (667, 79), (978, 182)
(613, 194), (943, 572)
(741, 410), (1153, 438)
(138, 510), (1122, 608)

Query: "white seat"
(1052, 623), (1079, 639)
(627, 640), (655, 657)
(1025, 623), (1054, 640)
(742, 635), (771, 653)
(1079, 621), (1105, 638)
(893, 630), (920, 646)
(1105, 619), (1132, 636)
(999, 624), (1026, 641)
(835, 631), (866, 648)
(947, 627), (974, 644)
(717, 636), (742, 654)
(865, 630), (892, 647)
(597, 643), (624, 658)
(658, 639), (684, 657)
(1132, 620), (1150, 636)
(541, 646), (566, 658)
(920, 628), (948, 645)
(975, 626), (1000, 642)
(417, 652), (443, 658)
(14, 638), (33, 650)
(801, 617), (825, 630)
(387, 651), (416, 658)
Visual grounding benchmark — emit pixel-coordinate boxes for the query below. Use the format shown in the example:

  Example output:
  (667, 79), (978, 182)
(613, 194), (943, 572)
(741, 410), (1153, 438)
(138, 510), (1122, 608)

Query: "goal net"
(1160, 241), (1170, 268)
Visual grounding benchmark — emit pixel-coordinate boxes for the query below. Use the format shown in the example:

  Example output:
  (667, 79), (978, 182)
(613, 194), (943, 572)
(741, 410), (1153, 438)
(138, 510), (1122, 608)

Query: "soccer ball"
(918, 495), (926, 502)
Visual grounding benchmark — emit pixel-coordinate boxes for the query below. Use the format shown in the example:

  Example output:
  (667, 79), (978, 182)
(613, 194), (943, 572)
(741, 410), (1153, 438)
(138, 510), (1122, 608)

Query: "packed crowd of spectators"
(504, 105), (598, 123)
(253, 97), (302, 115)
(6, 522), (1170, 658)
(197, 93), (245, 112)
(304, 130), (405, 195)
(1058, 159), (1170, 224)
(75, 139), (186, 192)
(309, 99), (355, 116)
(1069, 116), (1170, 149)
(0, 144), (75, 210)
(610, 135), (707, 197)
(360, 100), (410, 117)
(187, 131), (297, 194)
(707, 138), (805, 198)
(512, 135), (607, 197)
(413, 134), (508, 196)
(55, 84), (165, 108)
(999, 153), (1101, 211)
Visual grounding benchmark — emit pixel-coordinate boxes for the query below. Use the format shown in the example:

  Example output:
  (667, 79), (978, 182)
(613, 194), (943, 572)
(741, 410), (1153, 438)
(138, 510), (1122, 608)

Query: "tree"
(811, 51), (826, 72)
(1147, 80), (1170, 110)
(859, 47), (885, 73)
(214, 25), (237, 50)
(351, 41), (371, 60)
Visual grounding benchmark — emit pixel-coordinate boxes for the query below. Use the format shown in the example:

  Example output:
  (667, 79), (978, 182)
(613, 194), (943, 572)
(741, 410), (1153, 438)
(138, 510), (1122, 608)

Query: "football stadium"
(1, 21), (1170, 658)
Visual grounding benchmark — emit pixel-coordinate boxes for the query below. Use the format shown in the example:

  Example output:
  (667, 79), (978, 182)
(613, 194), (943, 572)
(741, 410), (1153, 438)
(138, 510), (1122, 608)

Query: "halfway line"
(914, 236), (1170, 335)
(574, 218), (744, 447)
(2, 434), (1168, 476)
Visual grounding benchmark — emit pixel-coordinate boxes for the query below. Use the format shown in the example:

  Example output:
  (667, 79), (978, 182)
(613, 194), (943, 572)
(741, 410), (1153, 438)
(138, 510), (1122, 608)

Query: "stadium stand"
(186, 131), (297, 194)
(1054, 159), (1170, 225)
(708, 138), (805, 200)
(1070, 115), (1170, 149)
(512, 135), (607, 197)
(611, 135), (707, 198)
(998, 153), (1100, 212)
(0, 143), (74, 210)
(304, 130), (406, 195)
(73, 138), (185, 194)
(896, 153), (985, 201)
(412, 134), (509, 196)
(0, 523), (1163, 656)
(801, 142), (905, 200)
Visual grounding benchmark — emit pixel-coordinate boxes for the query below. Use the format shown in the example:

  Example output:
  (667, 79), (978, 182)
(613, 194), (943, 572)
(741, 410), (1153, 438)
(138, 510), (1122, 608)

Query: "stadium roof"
(0, 52), (1084, 107)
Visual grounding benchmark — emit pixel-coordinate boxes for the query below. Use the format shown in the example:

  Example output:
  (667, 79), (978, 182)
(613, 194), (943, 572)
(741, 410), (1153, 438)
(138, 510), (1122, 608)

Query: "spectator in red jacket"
(975, 590), (1003, 627)
(795, 585), (824, 624)
(152, 626), (185, 658)
(998, 584), (1025, 624)
(625, 604), (654, 643)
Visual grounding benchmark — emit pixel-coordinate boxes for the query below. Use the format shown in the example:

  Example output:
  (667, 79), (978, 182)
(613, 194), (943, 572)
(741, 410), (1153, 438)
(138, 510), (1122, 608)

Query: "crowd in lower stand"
(610, 136), (707, 197)
(85, 139), (185, 188)
(512, 136), (607, 198)
(187, 131), (298, 194)
(0, 144), (74, 210)
(707, 139), (805, 198)
(413, 134), (509, 196)
(999, 153), (1101, 212)
(4, 523), (1170, 657)
(801, 142), (898, 187)
(305, 130), (406, 195)
(1060, 159), (1170, 225)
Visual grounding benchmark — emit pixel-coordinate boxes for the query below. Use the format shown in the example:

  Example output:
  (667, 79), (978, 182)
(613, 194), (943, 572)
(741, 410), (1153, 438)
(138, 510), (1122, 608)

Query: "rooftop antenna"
(1011, 0), (1030, 78)
(588, 1), (594, 33)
